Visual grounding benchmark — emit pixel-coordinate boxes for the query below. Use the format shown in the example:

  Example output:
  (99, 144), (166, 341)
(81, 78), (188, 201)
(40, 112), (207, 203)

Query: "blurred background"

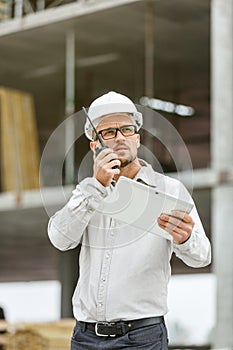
(0, 0), (232, 349)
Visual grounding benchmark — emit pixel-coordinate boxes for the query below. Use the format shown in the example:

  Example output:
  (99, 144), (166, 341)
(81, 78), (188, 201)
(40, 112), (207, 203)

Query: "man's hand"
(157, 210), (194, 244)
(93, 147), (121, 187)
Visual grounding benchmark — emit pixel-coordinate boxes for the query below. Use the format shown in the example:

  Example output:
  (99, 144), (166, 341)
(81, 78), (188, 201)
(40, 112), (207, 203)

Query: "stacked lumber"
(0, 320), (8, 350)
(0, 87), (40, 193)
(5, 319), (75, 350)
(0, 0), (8, 22)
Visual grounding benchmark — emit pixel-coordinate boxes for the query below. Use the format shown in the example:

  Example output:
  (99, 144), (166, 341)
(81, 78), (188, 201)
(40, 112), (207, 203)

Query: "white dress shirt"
(48, 160), (211, 322)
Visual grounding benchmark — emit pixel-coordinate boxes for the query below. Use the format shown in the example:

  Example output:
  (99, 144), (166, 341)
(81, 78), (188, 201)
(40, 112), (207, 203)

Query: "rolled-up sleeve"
(172, 198), (211, 268)
(48, 177), (109, 251)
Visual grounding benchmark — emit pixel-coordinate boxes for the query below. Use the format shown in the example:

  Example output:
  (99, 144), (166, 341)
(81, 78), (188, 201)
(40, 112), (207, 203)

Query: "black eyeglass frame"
(95, 125), (137, 141)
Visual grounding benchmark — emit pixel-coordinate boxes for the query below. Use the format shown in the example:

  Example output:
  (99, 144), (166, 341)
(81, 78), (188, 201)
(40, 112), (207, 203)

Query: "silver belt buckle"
(95, 322), (116, 337)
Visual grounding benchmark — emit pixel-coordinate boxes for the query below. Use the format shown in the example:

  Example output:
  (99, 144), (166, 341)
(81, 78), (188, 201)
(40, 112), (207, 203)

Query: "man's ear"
(90, 141), (97, 151)
(136, 134), (140, 148)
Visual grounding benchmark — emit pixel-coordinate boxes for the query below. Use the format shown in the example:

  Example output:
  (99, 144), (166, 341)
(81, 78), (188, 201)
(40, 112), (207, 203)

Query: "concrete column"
(142, 1), (155, 166)
(144, 0), (154, 98)
(36, 0), (45, 11)
(65, 30), (76, 185)
(211, 0), (233, 348)
(60, 30), (77, 319)
(14, 0), (23, 17)
(60, 247), (80, 318)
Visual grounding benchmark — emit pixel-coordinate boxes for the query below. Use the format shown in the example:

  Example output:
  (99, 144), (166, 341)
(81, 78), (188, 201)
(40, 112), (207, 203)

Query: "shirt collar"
(134, 159), (160, 188)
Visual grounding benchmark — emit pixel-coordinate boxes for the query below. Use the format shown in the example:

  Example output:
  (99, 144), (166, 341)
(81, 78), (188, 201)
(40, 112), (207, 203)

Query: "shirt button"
(102, 277), (106, 282)
(105, 253), (110, 259)
(87, 207), (93, 213)
(98, 302), (103, 307)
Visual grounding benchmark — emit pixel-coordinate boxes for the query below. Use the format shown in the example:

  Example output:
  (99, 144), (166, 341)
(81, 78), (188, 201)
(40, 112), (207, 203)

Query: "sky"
(0, 273), (216, 345)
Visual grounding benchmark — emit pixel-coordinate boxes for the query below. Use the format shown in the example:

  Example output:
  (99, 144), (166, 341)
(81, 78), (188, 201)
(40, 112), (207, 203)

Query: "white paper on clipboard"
(98, 176), (194, 240)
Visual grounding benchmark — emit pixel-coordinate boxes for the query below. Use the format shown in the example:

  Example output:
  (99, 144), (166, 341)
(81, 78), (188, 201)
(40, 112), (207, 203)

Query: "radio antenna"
(82, 107), (105, 148)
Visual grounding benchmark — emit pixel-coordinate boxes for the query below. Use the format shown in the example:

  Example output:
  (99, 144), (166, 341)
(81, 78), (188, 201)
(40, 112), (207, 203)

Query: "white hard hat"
(84, 91), (143, 140)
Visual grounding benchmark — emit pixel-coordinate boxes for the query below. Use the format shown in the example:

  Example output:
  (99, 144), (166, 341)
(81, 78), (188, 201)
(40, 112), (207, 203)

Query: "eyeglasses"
(96, 125), (137, 140)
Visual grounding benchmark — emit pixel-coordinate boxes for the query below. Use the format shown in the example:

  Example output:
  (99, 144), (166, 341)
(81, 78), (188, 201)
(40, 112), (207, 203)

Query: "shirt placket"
(96, 218), (116, 321)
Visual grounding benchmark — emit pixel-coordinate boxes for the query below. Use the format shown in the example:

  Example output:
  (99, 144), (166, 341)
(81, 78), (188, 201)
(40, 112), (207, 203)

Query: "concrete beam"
(0, 166), (232, 211)
(0, 0), (143, 37)
(168, 167), (233, 190)
(0, 185), (73, 211)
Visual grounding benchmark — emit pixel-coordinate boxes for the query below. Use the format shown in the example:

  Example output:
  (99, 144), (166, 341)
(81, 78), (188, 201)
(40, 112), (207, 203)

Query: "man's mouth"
(115, 147), (128, 152)
(114, 144), (128, 151)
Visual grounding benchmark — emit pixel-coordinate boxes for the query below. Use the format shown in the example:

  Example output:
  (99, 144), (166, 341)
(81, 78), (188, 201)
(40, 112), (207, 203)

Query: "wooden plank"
(22, 92), (40, 188)
(0, 88), (17, 192)
(10, 90), (24, 198)
(0, 87), (40, 193)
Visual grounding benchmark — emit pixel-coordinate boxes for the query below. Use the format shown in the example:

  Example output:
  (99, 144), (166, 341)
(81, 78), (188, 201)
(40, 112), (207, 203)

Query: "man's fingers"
(160, 221), (187, 236)
(97, 151), (118, 164)
(157, 211), (195, 244)
(157, 218), (191, 244)
(94, 147), (113, 160)
(158, 219), (186, 241)
(159, 214), (182, 228)
(171, 210), (194, 224)
(108, 159), (121, 169)
(158, 214), (193, 232)
(94, 148), (121, 169)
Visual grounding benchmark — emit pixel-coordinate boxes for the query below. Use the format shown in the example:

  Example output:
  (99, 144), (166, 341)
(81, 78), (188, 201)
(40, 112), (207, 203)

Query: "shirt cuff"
(79, 177), (109, 198)
(173, 226), (198, 251)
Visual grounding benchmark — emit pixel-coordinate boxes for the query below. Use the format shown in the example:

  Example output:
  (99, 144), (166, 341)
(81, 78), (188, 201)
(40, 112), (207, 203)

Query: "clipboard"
(98, 176), (193, 240)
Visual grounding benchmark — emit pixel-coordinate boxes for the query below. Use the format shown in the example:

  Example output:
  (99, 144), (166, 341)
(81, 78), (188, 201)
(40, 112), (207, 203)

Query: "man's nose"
(115, 129), (126, 140)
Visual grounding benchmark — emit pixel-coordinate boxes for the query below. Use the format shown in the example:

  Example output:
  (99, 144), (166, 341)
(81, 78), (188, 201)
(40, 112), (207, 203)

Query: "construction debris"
(5, 319), (75, 350)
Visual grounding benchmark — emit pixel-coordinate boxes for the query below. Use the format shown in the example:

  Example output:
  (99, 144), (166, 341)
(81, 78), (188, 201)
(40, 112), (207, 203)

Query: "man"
(48, 91), (211, 350)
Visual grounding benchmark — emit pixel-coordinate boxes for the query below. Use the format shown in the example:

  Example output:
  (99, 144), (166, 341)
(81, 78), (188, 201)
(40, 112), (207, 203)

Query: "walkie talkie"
(82, 107), (119, 169)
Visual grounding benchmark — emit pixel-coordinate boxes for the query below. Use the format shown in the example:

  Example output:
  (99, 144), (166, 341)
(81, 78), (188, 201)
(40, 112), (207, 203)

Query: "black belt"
(79, 316), (164, 337)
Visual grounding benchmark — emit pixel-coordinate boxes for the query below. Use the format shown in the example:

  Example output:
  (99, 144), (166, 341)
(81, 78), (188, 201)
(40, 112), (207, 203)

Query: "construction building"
(0, 0), (232, 349)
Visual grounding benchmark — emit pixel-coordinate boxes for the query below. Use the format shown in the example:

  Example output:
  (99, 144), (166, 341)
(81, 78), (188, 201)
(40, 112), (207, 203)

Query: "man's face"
(90, 113), (140, 167)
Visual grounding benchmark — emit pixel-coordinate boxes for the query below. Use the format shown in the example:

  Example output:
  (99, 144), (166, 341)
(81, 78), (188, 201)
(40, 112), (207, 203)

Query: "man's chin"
(118, 157), (133, 168)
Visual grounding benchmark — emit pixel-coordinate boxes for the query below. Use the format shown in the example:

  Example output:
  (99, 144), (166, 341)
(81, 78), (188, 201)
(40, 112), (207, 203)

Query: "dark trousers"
(71, 320), (168, 350)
